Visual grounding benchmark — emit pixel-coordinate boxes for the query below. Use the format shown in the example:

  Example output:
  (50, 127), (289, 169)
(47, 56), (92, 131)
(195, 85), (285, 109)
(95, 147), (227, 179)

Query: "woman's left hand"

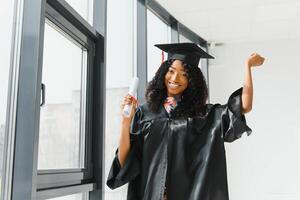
(246, 53), (265, 67)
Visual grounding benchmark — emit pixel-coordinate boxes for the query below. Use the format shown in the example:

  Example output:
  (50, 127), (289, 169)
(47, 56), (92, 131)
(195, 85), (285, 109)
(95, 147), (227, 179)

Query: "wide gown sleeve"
(106, 106), (143, 189)
(220, 87), (253, 142)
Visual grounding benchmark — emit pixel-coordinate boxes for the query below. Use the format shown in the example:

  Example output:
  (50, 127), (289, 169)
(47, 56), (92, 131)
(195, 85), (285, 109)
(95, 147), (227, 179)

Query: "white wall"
(209, 39), (300, 200)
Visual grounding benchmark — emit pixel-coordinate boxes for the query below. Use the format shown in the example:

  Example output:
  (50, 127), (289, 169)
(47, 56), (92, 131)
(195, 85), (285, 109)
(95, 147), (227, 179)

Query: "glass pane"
(65, 0), (93, 24)
(0, 0), (16, 196)
(38, 21), (87, 170)
(105, 0), (135, 199)
(48, 193), (88, 200)
(147, 9), (171, 82)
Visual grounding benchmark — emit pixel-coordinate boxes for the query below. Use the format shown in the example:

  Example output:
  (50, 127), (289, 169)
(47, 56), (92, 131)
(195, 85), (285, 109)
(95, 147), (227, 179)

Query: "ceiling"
(156, 0), (300, 44)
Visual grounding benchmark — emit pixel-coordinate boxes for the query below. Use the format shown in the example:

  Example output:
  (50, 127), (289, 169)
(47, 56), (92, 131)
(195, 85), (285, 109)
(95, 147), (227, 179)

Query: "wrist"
(245, 60), (252, 68)
(122, 117), (131, 126)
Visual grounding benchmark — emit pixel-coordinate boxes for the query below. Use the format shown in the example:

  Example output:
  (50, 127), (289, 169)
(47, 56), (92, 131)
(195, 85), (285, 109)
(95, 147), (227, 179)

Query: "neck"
(167, 94), (182, 100)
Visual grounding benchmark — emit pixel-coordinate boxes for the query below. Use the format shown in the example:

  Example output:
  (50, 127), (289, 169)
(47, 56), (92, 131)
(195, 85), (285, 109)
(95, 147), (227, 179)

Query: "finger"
(124, 96), (131, 101)
(132, 101), (136, 110)
(127, 94), (134, 98)
(123, 98), (131, 104)
(126, 99), (132, 103)
(130, 102), (137, 116)
(131, 96), (138, 103)
(124, 97), (133, 102)
(134, 99), (138, 107)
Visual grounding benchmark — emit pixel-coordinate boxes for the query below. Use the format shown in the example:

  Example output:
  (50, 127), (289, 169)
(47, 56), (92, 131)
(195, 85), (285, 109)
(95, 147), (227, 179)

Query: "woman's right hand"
(121, 94), (138, 124)
(246, 53), (265, 67)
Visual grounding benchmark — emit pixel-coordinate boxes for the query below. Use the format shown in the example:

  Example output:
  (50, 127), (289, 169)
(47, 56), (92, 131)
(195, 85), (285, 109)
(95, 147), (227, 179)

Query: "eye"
(168, 69), (174, 73)
(182, 73), (187, 77)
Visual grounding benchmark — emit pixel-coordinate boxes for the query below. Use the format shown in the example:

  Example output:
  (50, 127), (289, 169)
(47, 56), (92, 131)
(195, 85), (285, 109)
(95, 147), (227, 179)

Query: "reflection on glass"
(38, 21), (87, 170)
(48, 193), (87, 200)
(147, 9), (171, 82)
(65, 0), (94, 24)
(0, 0), (16, 196)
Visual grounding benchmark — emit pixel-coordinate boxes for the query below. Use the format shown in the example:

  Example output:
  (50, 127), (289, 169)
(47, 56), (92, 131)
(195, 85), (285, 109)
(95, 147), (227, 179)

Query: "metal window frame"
(1, 0), (24, 199)
(36, 0), (95, 190)
(11, 0), (106, 199)
(136, 0), (148, 103)
(89, 0), (106, 199)
(11, 0), (47, 198)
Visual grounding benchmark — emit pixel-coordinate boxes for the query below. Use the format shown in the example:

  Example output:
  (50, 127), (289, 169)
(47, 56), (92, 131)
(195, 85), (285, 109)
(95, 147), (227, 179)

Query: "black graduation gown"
(106, 87), (252, 200)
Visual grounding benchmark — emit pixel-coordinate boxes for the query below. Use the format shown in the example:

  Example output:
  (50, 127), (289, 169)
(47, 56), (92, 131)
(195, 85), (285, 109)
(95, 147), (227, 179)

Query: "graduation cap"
(154, 42), (214, 67)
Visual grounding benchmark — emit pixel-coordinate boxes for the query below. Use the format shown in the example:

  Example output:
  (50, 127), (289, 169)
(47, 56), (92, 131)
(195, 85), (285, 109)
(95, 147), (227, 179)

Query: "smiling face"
(164, 60), (189, 98)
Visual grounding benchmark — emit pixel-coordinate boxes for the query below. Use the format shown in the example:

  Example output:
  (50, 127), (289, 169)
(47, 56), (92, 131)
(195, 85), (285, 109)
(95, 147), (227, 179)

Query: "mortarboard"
(154, 42), (214, 67)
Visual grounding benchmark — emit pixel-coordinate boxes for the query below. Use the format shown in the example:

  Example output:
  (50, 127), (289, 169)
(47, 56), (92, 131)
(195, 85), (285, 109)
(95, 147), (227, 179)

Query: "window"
(0, 0), (19, 198)
(147, 9), (171, 82)
(38, 21), (87, 170)
(105, 0), (136, 199)
(35, 2), (97, 198)
(4, 0), (104, 199)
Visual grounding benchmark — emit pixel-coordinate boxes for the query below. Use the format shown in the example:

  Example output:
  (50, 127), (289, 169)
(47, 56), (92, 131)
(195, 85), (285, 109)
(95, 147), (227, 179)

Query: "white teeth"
(168, 82), (180, 88)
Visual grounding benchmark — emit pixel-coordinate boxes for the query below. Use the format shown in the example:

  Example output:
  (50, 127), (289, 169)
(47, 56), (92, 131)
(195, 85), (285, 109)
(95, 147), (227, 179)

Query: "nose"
(170, 73), (179, 81)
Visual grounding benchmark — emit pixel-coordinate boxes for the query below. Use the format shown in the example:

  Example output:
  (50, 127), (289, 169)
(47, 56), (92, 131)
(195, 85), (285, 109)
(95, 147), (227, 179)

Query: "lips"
(168, 82), (181, 89)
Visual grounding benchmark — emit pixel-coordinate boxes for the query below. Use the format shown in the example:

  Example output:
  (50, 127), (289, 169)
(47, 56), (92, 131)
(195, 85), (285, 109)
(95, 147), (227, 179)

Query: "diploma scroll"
(123, 77), (139, 117)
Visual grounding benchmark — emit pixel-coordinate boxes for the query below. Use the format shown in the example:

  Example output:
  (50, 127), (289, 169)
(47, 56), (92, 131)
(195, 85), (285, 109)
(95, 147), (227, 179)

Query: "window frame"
(11, 0), (105, 199)
(37, 2), (94, 183)
(37, 0), (96, 194)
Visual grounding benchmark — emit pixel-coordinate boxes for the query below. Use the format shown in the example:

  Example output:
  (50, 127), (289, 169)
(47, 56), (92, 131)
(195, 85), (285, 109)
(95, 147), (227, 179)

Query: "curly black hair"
(145, 59), (209, 118)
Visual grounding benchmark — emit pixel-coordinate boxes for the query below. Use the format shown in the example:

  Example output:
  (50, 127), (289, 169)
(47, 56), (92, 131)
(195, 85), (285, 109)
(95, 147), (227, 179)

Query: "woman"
(106, 43), (265, 200)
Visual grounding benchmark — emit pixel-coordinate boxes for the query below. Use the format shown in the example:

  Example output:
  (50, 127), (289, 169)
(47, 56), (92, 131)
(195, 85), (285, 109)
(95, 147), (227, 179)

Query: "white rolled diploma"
(123, 77), (139, 117)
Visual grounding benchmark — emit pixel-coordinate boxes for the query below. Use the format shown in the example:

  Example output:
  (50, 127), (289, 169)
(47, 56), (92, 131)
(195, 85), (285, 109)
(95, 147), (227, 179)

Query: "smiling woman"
(106, 42), (259, 200)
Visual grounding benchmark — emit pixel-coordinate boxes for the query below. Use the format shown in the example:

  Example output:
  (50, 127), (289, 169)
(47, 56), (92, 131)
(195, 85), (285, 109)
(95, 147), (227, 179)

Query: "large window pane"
(0, 0), (17, 196)
(38, 21), (87, 170)
(65, 0), (93, 24)
(147, 10), (171, 82)
(105, 0), (135, 199)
